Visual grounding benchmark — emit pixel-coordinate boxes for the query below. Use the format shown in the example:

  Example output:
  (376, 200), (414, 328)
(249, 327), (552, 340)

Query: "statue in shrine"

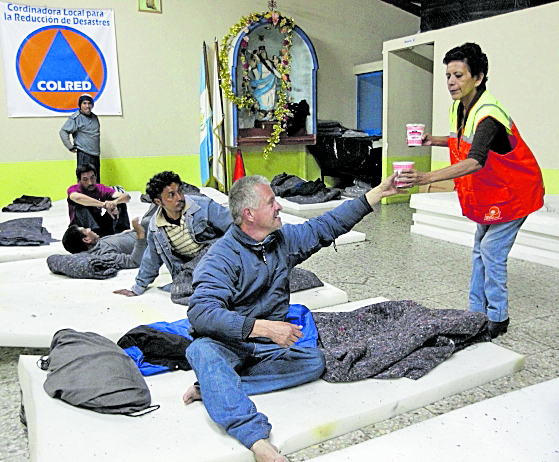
(248, 46), (282, 121)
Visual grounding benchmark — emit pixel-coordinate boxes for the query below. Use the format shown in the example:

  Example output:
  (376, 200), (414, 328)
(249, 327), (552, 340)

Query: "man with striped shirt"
(114, 171), (232, 298)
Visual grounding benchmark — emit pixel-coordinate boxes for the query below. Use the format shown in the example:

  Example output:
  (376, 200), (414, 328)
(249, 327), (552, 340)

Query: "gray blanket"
(47, 253), (119, 279)
(314, 300), (490, 382)
(289, 267), (324, 292)
(0, 217), (54, 246)
(2, 195), (52, 212)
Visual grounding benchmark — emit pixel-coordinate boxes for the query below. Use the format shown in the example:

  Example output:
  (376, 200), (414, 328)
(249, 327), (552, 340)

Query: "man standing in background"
(60, 94), (101, 182)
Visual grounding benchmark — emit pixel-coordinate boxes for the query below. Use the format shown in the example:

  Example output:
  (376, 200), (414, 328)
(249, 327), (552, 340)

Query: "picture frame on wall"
(138, 0), (161, 13)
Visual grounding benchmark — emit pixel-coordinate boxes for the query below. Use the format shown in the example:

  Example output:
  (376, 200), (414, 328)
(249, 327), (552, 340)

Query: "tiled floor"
(1, 202), (558, 461)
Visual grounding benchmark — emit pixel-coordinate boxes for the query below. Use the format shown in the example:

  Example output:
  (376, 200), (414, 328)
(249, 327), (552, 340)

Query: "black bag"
(42, 329), (157, 415)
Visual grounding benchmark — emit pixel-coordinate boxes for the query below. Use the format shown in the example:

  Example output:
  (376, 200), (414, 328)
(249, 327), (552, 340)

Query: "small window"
(357, 71), (382, 137)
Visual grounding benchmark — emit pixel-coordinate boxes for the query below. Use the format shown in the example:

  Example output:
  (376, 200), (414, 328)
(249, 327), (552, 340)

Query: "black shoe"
(488, 318), (510, 339)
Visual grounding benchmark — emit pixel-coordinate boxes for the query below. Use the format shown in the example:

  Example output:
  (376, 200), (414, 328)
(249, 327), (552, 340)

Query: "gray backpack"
(41, 329), (157, 415)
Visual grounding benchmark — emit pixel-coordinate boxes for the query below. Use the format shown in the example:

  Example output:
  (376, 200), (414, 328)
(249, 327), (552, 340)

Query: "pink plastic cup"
(406, 124), (425, 147)
(393, 161), (415, 188)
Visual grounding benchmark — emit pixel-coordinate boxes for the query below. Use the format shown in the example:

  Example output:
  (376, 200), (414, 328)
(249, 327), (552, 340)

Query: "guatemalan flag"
(199, 44), (212, 186)
(211, 39), (226, 190)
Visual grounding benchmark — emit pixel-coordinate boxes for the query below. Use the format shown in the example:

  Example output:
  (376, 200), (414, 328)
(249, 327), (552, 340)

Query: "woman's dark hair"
(443, 42), (488, 88)
(62, 225), (88, 254)
(145, 171), (182, 201)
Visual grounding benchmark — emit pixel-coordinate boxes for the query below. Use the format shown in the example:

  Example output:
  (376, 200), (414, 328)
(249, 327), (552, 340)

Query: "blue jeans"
(186, 337), (325, 448)
(469, 216), (526, 322)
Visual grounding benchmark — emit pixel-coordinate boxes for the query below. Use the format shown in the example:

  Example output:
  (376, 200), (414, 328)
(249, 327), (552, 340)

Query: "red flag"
(233, 149), (245, 182)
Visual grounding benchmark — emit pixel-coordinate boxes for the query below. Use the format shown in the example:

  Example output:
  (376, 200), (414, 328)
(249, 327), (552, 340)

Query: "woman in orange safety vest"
(399, 42), (544, 339)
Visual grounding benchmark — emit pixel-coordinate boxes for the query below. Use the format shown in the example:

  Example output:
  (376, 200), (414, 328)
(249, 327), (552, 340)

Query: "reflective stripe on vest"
(448, 91), (544, 224)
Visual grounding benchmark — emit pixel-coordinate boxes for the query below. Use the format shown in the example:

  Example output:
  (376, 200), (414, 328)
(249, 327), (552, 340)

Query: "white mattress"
(410, 192), (559, 268)
(19, 297), (524, 462)
(0, 257), (347, 348)
(311, 377), (559, 461)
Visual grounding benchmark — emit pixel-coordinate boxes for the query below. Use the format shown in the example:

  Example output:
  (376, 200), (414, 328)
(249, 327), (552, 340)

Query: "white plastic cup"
(393, 161), (415, 188)
(406, 124), (425, 147)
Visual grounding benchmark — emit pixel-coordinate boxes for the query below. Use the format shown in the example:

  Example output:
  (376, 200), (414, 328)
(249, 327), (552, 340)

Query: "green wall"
(235, 146), (322, 185)
(0, 148), (324, 207)
(0, 155), (200, 207)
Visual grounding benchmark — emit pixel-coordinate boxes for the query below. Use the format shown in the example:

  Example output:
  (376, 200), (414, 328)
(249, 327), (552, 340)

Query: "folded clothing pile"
(317, 120), (346, 136)
(271, 173), (342, 204)
(2, 195), (52, 212)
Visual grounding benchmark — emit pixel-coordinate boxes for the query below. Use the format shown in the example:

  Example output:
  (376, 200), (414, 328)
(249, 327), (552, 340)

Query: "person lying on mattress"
(61, 215), (149, 270)
(113, 170), (232, 297)
(182, 174), (403, 462)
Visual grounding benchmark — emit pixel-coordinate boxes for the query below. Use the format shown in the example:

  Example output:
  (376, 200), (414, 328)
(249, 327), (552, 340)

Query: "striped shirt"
(155, 205), (202, 258)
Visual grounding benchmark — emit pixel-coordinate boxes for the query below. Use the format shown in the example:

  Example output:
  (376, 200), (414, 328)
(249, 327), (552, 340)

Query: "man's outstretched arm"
(364, 172), (403, 207)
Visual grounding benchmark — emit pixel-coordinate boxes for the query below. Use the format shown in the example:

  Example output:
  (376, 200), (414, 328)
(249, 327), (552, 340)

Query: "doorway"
(383, 42), (434, 202)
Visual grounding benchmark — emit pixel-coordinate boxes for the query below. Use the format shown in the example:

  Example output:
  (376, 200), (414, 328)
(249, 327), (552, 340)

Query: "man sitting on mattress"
(67, 163), (131, 237)
(113, 170), (232, 297)
(183, 174), (402, 462)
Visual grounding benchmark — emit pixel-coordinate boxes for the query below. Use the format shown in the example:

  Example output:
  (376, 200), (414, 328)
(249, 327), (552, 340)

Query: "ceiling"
(381, 0), (421, 16)
(380, 0), (556, 18)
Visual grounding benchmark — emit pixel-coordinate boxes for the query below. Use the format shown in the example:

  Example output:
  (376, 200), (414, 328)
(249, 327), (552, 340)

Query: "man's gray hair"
(228, 175), (270, 226)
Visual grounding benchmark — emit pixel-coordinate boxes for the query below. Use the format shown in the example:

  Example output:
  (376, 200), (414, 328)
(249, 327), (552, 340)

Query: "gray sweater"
(59, 111), (101, 156)
(87, 231), (147, 269)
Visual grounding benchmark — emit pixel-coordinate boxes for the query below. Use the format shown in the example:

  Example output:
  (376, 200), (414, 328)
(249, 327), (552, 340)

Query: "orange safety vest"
(449, 91), (544, 224)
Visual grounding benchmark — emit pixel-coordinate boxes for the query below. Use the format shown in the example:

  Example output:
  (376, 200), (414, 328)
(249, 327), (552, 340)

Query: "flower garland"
(219, 11), (295, 159)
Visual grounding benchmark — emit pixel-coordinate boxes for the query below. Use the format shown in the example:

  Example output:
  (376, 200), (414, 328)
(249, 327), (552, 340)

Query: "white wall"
(0, 0), (419, 164)
(383, 2), (559, 171)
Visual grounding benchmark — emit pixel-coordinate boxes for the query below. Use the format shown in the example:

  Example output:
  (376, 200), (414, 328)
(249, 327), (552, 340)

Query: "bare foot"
(183, 383), (202, 405)
(250, 439), (287, 462)
(113, 289), (137, 297)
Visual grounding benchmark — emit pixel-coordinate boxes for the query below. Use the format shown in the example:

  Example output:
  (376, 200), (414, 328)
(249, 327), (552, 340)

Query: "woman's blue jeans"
(186, 337), (325, 449)
(469, 216), (526, 322)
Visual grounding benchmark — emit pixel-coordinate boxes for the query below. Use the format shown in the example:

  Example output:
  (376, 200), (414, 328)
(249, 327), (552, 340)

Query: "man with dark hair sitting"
(68, 163), (131, 237)
(114, 171), (232, 297)
(62, 216), (148, 270)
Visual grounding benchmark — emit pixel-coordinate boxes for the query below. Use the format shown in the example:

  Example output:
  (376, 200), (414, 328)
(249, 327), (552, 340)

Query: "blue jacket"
(131, 194), (232, 295)
(121, 303), (318, 376)
(187, 195), (372, 342)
